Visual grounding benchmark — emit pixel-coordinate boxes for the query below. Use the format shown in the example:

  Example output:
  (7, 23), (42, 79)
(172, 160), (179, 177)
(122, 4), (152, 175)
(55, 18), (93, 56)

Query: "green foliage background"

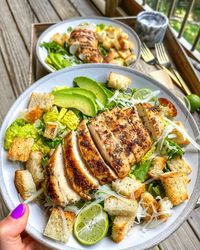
(146, 0), (200, 52)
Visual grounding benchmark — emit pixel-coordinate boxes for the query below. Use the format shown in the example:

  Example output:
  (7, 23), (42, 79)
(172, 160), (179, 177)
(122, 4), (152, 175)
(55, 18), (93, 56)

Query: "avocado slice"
(49, 53), (63, 70)
(53, 88), (97, 102)
(73, 77), (107, 106)
(53, 92), (97, 117)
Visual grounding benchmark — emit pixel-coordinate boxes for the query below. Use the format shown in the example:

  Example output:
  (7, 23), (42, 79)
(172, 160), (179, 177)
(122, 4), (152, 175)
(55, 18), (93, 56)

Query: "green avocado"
(53, 92), (98, 117)
(73, 77), (107, 106)
(53, 88), (97, 102)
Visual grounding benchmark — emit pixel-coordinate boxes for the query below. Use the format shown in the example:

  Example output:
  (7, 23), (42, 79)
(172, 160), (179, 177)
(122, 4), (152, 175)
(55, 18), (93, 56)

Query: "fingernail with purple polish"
(11, 204), (26, 219)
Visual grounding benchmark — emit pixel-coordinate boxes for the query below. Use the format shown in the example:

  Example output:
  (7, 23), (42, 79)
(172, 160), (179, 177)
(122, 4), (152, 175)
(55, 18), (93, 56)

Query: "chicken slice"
(111, 107), (152, 163)
(136, 103), (164, 141)
(88, 116), (130, 178)
(64, 131), (99, 200)
(121, 107), (152, 162)
(45, 144), (80, 207)
(77, 120), (117, 185)
(98, 108), (136, 165)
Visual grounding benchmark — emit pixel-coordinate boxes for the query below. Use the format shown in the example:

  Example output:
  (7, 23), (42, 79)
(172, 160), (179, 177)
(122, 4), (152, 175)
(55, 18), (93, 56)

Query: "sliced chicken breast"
(45, 144), (80, 207)
(124, 107), (152, 162)
(98, 108), (136, 165)
(64, 131), (99, 200)
(77, 120), (117, 184)
(136, 103), (164, 141)
(88, 116), (130, 178)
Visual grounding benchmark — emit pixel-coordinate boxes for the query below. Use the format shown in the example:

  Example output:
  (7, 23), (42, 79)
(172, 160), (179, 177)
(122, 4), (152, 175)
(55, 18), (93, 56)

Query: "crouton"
(51, 33), (65, 46)
(14, 170), (36, 200)
(108, 72), (131, 91)
(43, 122), (58, 139)
(26, 151), (44, 187)
(124, 54), (136, 66)
(43, 208), (75, 243)
(112, 176), (145, 199)
(158, 98), (177, 118)
(158, 197), (173, 221)
(104, 196), (138, 217)
(25, 107), (43, 123)
(160, 171), (189, 206)
(167, 157), (192, 175)
(148, 156), (166, 179)
(28, 93), (54, 111)
(118, 50), (131, 59)
(109, 58), (124, 66)
(170, 121), (190, 146)
(140, 192), (158, 221)
(112, 215), (135, 243)
(8, 138), (34, 162)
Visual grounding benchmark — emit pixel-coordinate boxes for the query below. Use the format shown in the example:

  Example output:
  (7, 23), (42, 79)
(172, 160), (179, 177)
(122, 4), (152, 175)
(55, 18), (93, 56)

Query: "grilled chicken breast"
(136, 103), (164, 140)
(69, 27), (103, 63)
(88, 116), (130, 178)
(45, 144), (80, 207)
(127, 107), (152, 162)
(77, 120), (117, 184)
(64, 131), (99, 200)
(98, 108), (136, 165)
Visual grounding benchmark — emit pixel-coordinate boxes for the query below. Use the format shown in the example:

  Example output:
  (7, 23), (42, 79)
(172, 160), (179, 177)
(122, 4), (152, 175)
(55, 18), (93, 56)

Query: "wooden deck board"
(0, 0), (199, 249)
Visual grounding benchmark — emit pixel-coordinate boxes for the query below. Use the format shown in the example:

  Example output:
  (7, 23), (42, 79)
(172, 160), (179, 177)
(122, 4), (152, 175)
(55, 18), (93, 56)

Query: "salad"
(4, 72), (199, 245)
(40, 23), (136, 70)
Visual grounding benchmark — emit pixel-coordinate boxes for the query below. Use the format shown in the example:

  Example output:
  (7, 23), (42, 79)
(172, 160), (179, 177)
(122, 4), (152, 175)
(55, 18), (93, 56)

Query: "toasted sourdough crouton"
(170, 121), (190, 146)
(140, 192), (158, 221)
(148, 156), (166, 179)
(112, 215), (135, 243)
(26, 151), (44, 187)
(25, 107), (43, 123)
(43, 208), (75, 243)
(104, 196), (138, 217)
(136, 103), (164, 141)
(8, 138), (34, 162)
(108, 72), (131, 90)
(167, 157), (192, 175)
(14, 170), (36, 200)
(28, 93), (54, 111)
(43, 122), (58, 139)
(158, 98), (177, 118)
(158, 197), (173, 222)
(160, 171), (189, 206)
(112, 176), (145, 199)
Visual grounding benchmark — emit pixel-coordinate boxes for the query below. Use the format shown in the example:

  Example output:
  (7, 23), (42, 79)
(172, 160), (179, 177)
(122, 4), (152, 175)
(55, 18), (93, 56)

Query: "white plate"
(36, 17), (141, 72)
(0, 65), (199, 250)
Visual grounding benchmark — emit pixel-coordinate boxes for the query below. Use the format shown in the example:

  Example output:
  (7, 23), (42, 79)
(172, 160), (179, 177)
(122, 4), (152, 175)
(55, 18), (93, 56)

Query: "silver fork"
(141, 43), (183, 89)
(155, 43), (191, 95)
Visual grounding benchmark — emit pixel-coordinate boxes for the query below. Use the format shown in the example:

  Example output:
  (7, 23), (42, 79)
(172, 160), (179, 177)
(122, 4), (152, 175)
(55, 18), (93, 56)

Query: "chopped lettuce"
(40, 41), (67, 55)
(32, 138), (50, 155)
(141, 146), (156, 163)
(98, 44), (109, 56)
(61, 110), (80, 130)
(161, 138), (184, 160)
(148, 181), (165, 198)
(96, 23), (105, 31)
(4, 119), (38, 150)
(67, 26), (72, 32)
(129, 160), (151, 182)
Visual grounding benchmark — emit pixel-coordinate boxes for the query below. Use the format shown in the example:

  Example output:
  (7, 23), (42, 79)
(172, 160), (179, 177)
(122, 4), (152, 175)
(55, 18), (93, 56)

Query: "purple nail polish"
(11, 204), (26, 219)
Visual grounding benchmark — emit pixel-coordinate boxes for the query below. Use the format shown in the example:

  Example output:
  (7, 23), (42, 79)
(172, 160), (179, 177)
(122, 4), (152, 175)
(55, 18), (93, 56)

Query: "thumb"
(0, 203), (29, 248)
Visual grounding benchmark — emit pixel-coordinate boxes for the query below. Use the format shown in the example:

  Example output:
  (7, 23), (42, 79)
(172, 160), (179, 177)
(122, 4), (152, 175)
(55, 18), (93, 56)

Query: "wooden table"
(0, 0), (199, 249)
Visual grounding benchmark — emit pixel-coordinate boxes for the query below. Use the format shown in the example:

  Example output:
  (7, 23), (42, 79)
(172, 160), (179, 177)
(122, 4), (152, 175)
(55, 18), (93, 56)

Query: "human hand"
(0, 203), (49, 250)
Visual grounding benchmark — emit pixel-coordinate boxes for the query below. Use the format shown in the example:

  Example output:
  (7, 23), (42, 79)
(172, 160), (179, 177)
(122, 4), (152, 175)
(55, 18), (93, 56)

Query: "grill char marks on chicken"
(77, 120), (117, 184)
(127, 106), (152, 162)
(88, 116), (130, 179)
(45, 144), (80, 207)
(64, 131), (99, 200)
(69, 28), (103, 63)
(98, 108), (136, 165)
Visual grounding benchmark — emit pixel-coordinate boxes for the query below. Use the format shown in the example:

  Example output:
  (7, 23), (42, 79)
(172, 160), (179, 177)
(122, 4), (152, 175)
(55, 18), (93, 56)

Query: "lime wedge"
(74, 204), (109, 245)
(132, 88), (154, 101)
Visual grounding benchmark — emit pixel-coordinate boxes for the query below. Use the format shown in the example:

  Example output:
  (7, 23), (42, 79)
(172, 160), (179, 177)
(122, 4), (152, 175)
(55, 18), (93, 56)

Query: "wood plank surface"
(188, 207), (200, 240)
(7, 0), (38, 50)
(50, 0), (79, 19)
(0, 0), (29, 95)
